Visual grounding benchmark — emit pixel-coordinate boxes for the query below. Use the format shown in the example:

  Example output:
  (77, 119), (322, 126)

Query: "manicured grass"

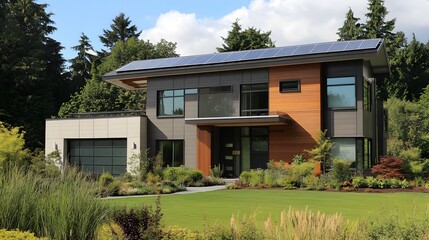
(106, 189), (429, 231)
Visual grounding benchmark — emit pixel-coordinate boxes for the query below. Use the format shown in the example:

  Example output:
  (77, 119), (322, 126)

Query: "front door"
(220, 127), (240, 177)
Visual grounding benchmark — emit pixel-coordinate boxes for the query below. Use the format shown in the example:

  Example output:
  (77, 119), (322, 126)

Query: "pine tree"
(99, 13), (140, 49)
(217, 20), (274, 52)
(337, 8), (362, 41)
(70, 33), (96, 90)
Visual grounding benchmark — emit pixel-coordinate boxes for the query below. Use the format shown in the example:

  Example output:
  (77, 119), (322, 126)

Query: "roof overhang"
(185, 114), (292, 127)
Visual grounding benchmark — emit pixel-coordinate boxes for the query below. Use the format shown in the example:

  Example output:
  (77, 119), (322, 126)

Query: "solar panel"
(293, 44), (316, 55)
(311, 43), (333, 53)
(344, 40), (363, 50)
(186, 54), (213, 65)
(114, 39), (382, 73)
(275, 46), (298, 57)
(258, 48), (281, 58)
(223, 51), (249, 62)
(205, 52), (232, 64)
(242, 49), (266, 60)
(329, 41), (349, 52)
(359, 39), (380, 49)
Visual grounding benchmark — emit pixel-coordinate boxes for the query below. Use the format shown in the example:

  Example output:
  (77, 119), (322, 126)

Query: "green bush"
(303, 175), (320, 190)
(399, 147), (421, 162)
(0, 167), (109, 240)
(239, 171), (252, 186)
(112, 197), (163, 240)
(249, 169), (264, 187)
(263, 169), (279, 188)
(163, 166), (204, 186)
(0, 229), (47, 240)
(162, 226), (200, 240)
(284, 162), (315, 187)
(210, 164), (223, 178)
(366, 177), (380, 188)
(352, 176), (368, 188)
(99, 172), (115, 187)
(331, 159), (351, 183)
(421, 159), (429, 178)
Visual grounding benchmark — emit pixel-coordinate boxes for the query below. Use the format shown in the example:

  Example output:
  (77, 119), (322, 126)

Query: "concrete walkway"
(105, 184), (227, 199)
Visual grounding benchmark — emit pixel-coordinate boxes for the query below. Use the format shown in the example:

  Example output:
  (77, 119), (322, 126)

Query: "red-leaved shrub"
(371, 156), (406, 179)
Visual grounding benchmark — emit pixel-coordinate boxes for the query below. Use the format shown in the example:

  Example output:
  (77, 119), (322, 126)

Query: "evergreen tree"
(70, 33), (96, 90)
(0, 0), (66, 149)
(337, 8), (362, 41)
(99, 13), (140, 49)
(217, 20), (274, 52)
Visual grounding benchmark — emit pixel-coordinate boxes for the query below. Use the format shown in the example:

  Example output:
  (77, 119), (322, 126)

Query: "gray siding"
(324, 60), (364, 137)
(146, 68), (268, 168)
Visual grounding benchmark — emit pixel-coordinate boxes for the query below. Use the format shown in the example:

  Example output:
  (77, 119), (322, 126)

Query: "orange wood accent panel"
(269, 63), (321, 163)
(196, 126), (212, 176)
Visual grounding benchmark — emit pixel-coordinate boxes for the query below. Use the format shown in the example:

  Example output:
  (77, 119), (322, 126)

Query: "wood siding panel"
(197, 126), (211, 175)
(269, 64), (321, 163)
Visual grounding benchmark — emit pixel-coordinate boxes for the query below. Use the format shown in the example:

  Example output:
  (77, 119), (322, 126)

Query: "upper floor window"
(158, 89), (184, 117)
(241, 83), (268, 116)
(364, 78), (372, 111)
(327, 77), (356, 109)
(280, 79), (300, 93)
(199, 86), (233, 117)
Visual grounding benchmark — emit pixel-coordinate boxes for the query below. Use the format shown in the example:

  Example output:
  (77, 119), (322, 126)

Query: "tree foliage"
(58, 37), (178, 117)
(305, 130), (334, 173)
(69, 33), (96, 91)
(99, 13), (140, 49)
(0, 0), (67, 149)
(0, 122), (29, 170)
(217, 20), (275, 52)
(371, 156), (407, 179)
(337, 8), (362, 41)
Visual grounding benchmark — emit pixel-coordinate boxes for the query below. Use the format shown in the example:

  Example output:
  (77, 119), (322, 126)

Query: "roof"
(103, 38), (389, 90)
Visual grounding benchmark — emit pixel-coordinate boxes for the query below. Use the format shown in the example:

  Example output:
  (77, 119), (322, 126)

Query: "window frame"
(240, 83), (269, 116)
(363, 78), (372, 111)
(156, 140), (184, 167)
(326, 76), (357, 110)
(157, 89), (185, 118)
(198, 85), (234, 118)
(279, 79), (301, 93)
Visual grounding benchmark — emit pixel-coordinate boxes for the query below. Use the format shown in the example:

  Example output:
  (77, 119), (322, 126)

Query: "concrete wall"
(45, 116), (147, 172)
(146, 68), (268, 168)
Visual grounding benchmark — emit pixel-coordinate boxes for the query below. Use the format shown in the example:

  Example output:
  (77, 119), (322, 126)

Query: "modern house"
(46, 38), (389, 177)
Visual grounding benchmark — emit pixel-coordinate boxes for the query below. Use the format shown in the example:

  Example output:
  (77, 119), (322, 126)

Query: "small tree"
(305, 130), (334, 173)
(371, 156), (408, 179)
(0, 122), (29, 170)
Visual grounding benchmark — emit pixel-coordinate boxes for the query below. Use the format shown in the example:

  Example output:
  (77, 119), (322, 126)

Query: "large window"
(327, 77), (356, 109)
(241, 83), (268, 116)
(199, 86), (234, 117)
(331, 138), (356, 168)
(158, 89), (184, 117)
(69, 139), (127, 176)
(157, 140), (183, 167)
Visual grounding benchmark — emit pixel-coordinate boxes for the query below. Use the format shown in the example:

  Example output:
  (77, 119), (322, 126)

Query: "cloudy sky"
(41, 0), (429, 61)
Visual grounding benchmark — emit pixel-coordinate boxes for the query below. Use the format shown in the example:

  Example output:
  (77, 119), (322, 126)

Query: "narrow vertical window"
(157, 140), (184, 167)
(241, 83), (268, 116)
(364, 79), (372, 111)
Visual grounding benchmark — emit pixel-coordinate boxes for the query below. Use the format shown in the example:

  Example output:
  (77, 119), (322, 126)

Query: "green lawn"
(106, 189), (429, 230)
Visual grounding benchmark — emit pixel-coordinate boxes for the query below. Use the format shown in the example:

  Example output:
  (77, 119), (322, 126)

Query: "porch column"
(197, 126), (212, 175)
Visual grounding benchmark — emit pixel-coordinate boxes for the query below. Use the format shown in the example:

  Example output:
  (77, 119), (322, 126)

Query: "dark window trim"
(363, 78), (372, 111)
(199, 85), (233, 94)
(240, 83), (269, 116)
(198, 85), (234, 118)
(326, 76), (357, 110)
(279, 79), (301, 93)
(157, 89), (185, 118)
(156, 139), (184, 167)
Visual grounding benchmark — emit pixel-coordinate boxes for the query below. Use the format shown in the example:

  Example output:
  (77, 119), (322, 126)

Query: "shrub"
(352, 176), (368, 188)
(112, 197), (163, 240)
(210, 164), (223, 178)
(97, 222), (124, 240)
(263, 169), (279, 188)
(239, 171), (252, 186)
(292, 154), (305, 165)
(388, 178), (402, 188)
(163, 166), (204, 186)
(0, 229), (47, 240)
(29, 150), (60, 178)
(303, 175), (320, 190)
(371, 156), (407, 179)
(421, 159), (429, 179)
(331, 159), (351, 183)
(399, 147), (421, 162)
(249, 169), (264, 187)
(99, 172), (115, 187)
(285, 162), (315, 187)
(162, 226), (200, 240)
(0, 167), (109, 240)
(366, 177), (380, 188)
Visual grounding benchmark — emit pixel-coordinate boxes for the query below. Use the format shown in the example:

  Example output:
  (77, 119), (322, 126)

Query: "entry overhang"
(185, 114), (291, 127)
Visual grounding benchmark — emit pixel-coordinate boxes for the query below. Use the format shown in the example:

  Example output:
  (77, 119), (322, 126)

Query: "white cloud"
(140, 0), (429, 56)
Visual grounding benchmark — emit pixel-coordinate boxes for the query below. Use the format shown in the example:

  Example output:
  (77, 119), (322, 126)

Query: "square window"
(327, 77), (356, 109)
(280, 80), (300, 93)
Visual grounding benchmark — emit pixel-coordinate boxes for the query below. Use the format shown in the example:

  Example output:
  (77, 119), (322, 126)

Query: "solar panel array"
(117, 39), (382, 73)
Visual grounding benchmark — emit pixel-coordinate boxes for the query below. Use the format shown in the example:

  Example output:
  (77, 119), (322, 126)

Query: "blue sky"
(39, 0), (429, 62)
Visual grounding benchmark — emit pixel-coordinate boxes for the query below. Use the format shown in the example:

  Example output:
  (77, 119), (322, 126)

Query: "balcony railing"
(66, 110), (145, 119)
